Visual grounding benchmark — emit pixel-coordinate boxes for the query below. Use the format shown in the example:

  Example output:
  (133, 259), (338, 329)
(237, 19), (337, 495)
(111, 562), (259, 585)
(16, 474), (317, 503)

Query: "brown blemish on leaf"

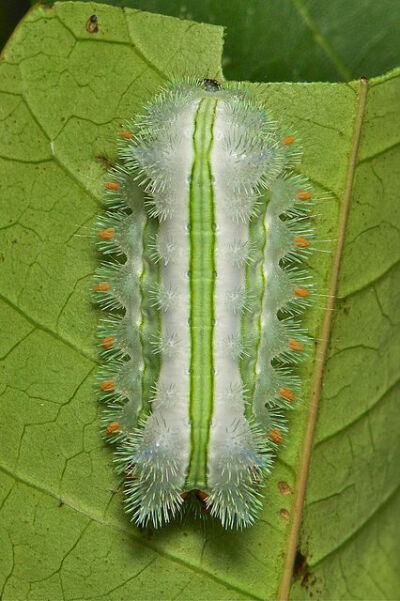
(278, 481), (292, 495)
(86, 14), (99, 34)
(293, 550), (307, 578)
(301, 571), (318, 593)
(292, 549), (318, 595)
(279, 508), (290, 521)
(95, 155), (114, 170)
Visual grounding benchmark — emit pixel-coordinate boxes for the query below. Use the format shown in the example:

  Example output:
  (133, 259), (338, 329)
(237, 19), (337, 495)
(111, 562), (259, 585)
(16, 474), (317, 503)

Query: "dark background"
(0, 0), (30, 51)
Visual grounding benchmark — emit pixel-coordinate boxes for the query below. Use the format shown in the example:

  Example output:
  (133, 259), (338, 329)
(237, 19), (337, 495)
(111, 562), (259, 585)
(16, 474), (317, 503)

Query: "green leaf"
(0, 3), (399, 601)
(30, 0), (400, 83)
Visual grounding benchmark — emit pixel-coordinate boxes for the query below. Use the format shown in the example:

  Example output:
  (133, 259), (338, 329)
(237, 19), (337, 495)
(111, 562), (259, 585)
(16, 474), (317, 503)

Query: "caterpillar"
(93, 79), (314, 529)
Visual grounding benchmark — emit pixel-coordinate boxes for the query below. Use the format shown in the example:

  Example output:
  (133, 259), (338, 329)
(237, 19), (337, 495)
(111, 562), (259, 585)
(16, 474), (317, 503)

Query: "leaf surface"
(0, 3), (399, 601)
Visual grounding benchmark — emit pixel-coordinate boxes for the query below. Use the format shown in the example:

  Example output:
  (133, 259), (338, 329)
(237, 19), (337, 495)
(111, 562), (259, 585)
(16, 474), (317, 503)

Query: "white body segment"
(139, 101), (199, 521)
(207, 101), (264, 525)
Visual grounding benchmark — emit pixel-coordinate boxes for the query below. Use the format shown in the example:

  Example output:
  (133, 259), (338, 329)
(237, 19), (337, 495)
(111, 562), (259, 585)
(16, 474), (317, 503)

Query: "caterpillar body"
(93, 80), (314, 529)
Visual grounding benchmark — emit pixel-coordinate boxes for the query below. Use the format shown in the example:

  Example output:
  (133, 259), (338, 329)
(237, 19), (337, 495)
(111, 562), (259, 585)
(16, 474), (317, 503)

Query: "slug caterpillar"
(93, 79), (314, 529)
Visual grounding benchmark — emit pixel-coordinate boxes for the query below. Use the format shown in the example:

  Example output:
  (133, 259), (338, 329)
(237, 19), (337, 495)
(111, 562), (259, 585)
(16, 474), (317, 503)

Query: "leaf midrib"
(278, 77), (369, 600)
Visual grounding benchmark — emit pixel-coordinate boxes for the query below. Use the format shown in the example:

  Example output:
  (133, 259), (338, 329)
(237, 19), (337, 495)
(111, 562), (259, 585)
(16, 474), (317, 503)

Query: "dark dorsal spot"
(202, 78), (221, 92)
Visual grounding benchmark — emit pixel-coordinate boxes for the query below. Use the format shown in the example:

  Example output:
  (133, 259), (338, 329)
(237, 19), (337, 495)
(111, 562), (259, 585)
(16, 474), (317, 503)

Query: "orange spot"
(294, 287), (310, 298)
(279, 387), (296, 402)
(98, 228), (115, 240)
(278, 481), (292, 496)
(105, 182), (119, 192)
(196, 490), (209, 503)
(296, 190), (312, 201)
(289, 339), (304, 352)
(269, 428), (283, 444)
(201, 505), (211, 515)
(101, 336), (114, 349)
(282, 135), (295, 145)
(106, 421), (119, 435)
(93, 282), (110, 292)
(279, 508), (290, 521)
(180, 491), (189, 500)
(100, 380), (115, 392)
(295, 236), (310, 248)
(120, 130), (133, 140)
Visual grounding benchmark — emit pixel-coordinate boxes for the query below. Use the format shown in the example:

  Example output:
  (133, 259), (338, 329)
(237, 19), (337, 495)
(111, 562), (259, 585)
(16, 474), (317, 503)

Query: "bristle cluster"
(118, 85), (201, 222)
(206, 419), (271, 529)
(116, 415), (188, 528)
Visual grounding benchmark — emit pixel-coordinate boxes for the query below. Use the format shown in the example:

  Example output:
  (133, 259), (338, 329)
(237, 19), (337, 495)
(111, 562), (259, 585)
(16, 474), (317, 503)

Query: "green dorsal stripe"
(185, 97), (218, 490)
